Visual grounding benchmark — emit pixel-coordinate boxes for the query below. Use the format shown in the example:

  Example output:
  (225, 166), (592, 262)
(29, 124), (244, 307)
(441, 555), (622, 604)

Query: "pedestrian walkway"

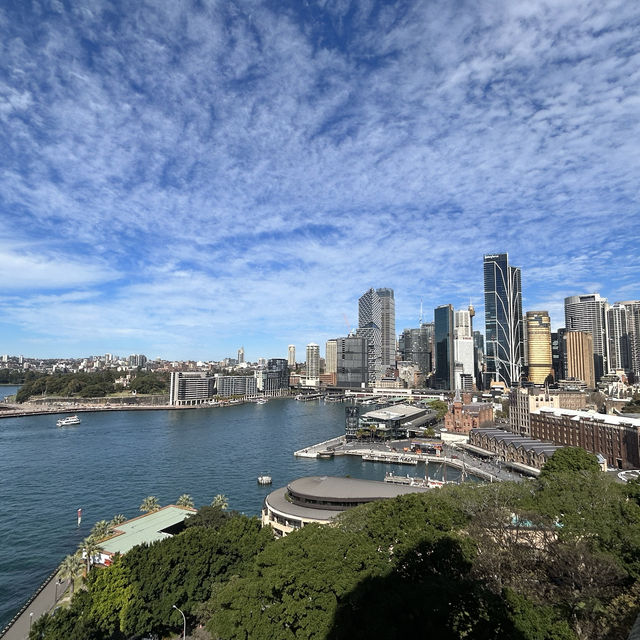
(0, 573), (68, 640)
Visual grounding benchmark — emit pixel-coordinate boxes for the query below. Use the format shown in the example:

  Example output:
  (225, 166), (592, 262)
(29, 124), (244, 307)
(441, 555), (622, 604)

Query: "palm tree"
(90, 519), (112, 541)
(176, 494), (194, 509)
(78, 537), (103, 574)
(139, 496), (160, 513)
(110, 514), (127, 526)
(210, 494), (228, 510)
(58, 553), (84, 594)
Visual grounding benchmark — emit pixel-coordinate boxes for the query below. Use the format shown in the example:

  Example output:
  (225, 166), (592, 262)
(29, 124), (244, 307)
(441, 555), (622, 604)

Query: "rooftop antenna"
(419, 298), (423, 326)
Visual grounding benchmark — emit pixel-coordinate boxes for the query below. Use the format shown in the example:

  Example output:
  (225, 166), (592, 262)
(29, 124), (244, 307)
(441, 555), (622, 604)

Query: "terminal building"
(261, 476), (429, 537)
(345, 403), (436, 441)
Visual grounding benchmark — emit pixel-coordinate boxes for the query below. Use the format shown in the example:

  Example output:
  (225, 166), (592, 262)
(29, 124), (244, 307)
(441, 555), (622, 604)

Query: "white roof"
(533, 406), (640, 427)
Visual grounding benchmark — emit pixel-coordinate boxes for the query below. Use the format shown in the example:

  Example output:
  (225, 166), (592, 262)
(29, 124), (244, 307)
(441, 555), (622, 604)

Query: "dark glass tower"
(483, 253), (524, 388)
(434, 304), (455, 390)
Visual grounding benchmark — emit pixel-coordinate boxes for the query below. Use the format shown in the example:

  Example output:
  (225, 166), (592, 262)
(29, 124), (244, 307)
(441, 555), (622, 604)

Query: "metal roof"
(288, 475), (430, 501)
(100, 505), (196, 556)
(362, 404), (426, 421)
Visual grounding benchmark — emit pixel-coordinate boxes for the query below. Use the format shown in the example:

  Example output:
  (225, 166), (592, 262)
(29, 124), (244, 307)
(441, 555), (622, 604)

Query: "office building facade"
(306, 344), (320, 378)
(526, 311), (553, 384)
(483, 253), (524, 388)
(620, 301), (640, 380)
(564, 330), (596, 389)
(376, 288), (396, 368)
(336, 336), (368, 388)
(287, 345), (296, 367)
(564, 293), (609, 382)
(325, 339), (338, 375)
(434, 304), (455, 390)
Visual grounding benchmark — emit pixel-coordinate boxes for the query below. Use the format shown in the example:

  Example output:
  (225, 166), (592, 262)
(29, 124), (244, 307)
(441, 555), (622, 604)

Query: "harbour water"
(0, 395), (467, 627)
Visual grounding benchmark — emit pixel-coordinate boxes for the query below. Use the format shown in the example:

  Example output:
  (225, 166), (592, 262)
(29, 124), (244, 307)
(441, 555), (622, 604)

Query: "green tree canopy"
(539, 447), (601, 477)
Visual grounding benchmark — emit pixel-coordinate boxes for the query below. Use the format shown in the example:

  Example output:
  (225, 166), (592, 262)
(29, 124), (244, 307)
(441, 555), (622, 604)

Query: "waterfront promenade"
(0, 573), (68, 640)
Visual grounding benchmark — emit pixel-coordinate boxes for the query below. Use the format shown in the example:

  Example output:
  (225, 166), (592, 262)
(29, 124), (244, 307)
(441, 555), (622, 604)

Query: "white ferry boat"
(257, 475), (272, 485)
(56, 415), (81, 427)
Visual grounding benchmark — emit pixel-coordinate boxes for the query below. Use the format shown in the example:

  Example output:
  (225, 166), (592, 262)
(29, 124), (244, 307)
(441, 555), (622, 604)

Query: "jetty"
(294, 435), (345, 458)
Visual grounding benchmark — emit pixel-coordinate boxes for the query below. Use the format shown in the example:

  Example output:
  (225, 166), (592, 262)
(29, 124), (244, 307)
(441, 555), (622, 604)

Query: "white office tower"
(564, 293), (609, 381)
(287, 345), (296, 367)
(325, 339), (338, 374)
(607, 304), (630, 372)
(358, 288), (383, 384)
(237, 346), (245, 364)
(619, 301), (640, 379)
(376, 288), (396, 368)
(454, 308), (475, 390)
(306, 343), (320, 378)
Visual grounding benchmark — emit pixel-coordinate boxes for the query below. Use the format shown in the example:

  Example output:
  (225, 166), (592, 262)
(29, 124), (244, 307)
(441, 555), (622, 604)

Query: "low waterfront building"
(261, 476), (429, 537)
(97, 505), (197, 565)
(468, 428), (561, 474)
(444, 391), (493, 434)
(345, 403), (436, 440)
(530, 407), (640, 470)
(169, 371), (215, 405)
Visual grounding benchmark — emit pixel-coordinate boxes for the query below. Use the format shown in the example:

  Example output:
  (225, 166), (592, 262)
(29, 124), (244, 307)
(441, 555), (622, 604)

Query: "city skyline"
(1, 1), (639, 360)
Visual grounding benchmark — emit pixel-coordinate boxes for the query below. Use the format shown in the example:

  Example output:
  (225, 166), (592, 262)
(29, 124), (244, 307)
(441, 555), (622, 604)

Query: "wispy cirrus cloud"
(0, 0), (638, 358)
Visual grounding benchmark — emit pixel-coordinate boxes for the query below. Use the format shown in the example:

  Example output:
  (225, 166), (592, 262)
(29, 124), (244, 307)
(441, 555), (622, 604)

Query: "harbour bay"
(0, 396), (461, 628)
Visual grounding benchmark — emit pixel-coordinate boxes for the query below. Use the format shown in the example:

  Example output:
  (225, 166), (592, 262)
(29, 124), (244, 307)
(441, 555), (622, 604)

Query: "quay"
(296, 436), (501, 483)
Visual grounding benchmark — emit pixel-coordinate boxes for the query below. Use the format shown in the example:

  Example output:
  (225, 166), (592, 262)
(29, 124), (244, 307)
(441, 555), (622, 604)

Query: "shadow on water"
(326, 536), (522, 640)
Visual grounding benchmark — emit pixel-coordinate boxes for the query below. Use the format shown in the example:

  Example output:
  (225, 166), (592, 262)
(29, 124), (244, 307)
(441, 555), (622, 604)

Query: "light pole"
(54, 579), (61, 605)
(29, 612), (33, 631)
(173, 604), (186, 640)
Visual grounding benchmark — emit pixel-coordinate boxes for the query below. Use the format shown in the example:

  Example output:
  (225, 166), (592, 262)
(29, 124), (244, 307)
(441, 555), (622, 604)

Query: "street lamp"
(54, 579), (61, 605)
(173, 604), (186, 640)
(29, 612), (33, 631)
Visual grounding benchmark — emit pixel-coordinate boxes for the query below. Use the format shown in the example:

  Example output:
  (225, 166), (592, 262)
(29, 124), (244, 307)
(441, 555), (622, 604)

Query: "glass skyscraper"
(483, 253), (524, 388)
(434, 304), (455, 390)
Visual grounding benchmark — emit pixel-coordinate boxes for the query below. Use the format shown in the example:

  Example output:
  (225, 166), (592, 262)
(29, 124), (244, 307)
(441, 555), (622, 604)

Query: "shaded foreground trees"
(31, 469), (640, 640)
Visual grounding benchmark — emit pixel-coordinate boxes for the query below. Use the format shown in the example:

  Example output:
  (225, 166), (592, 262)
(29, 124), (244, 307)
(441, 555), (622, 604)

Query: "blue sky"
(1, 0), (638, 361)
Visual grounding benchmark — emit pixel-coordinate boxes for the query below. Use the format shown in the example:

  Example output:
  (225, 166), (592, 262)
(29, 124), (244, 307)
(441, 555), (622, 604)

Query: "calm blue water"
(0, 396), (464, 627)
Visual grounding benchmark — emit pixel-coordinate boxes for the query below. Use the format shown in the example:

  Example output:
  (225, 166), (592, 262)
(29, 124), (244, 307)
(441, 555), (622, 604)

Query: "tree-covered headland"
(31, 450), (640, 640)
(15, 371), (169, 403)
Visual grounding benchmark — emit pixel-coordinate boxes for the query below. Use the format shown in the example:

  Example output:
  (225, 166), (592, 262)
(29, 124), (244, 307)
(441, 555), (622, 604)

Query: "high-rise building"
(434, 304), (455, 390)
(564, 293), (609, 382)
(306, 343), (320, 378)
(454, 308), (474, 390)
(526, 311), (552, 384)
(551, 329), (566, 382)
(483, 253), (524, 388)
(237, 346), (245, 364)
(287, 345), (296, 367)
(336, 336), (368, 388)
(357, 288), (383, 384)
(564, 330), (596, 389)
(376, 288), (396, 368)
(620, 301), (640, 380)
(607, 303), (631, 372)
(399, 323), (433, 374)
(473, 330), (485, 390)
(325, 339), (338, 375)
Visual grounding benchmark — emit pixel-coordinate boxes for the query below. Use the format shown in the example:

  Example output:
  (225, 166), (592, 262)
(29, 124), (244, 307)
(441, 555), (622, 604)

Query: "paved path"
(1, 574), (69, 640)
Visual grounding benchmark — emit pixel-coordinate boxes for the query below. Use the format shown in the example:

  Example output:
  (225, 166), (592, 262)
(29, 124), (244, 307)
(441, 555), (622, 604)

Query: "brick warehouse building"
(444, 391), (493, 434)
(530, 407), (640, 470)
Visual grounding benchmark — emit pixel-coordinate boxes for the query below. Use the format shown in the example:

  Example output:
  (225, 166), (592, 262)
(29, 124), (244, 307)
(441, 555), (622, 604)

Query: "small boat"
(255, 398), (269, 405)
(257, 475), (272, 485)
(57, 415), (81, 427)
